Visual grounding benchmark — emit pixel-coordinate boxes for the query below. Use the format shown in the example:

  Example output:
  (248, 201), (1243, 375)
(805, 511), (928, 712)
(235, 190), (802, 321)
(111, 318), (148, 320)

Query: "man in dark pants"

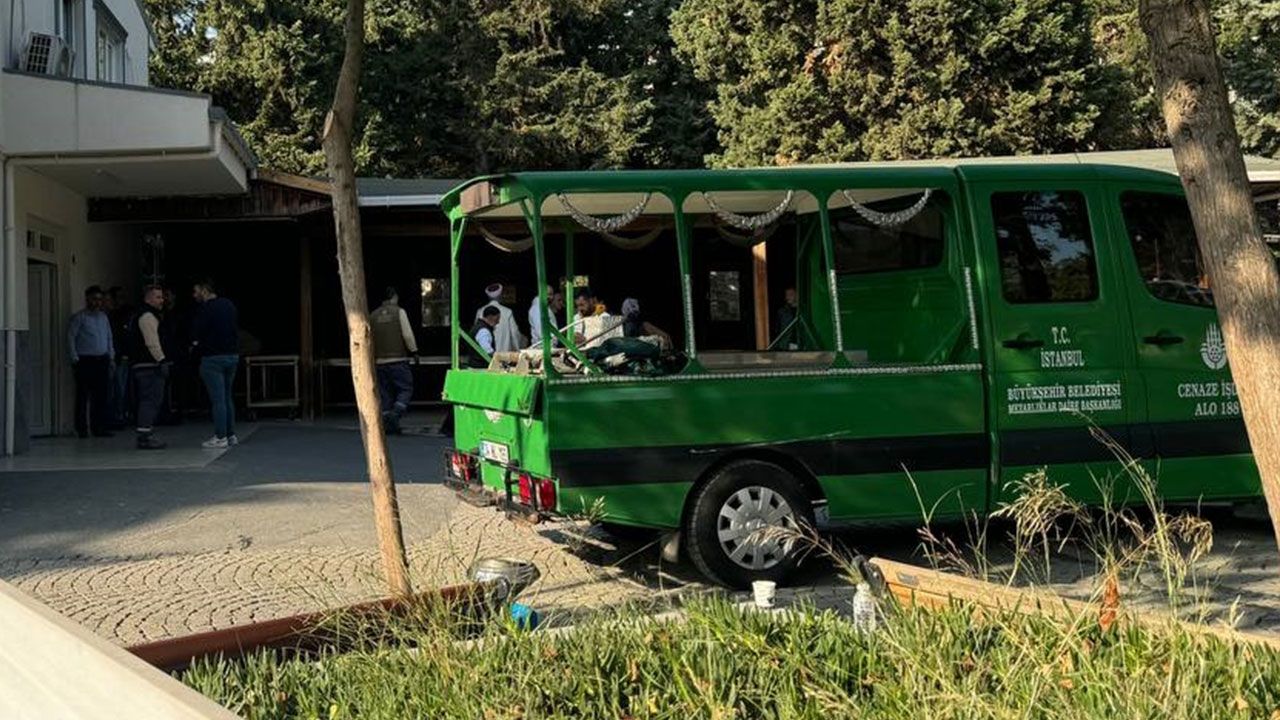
(106, 286), (133, 427)
(191, 279), (240, 448)
(67, 286), (114, 438)
(128, 286), (169, 450)
(370, 287), (418, 435)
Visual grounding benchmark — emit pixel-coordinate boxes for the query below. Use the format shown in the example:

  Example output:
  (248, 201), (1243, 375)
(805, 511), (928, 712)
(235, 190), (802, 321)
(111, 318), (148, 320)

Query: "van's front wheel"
(685, 460), (812, 589)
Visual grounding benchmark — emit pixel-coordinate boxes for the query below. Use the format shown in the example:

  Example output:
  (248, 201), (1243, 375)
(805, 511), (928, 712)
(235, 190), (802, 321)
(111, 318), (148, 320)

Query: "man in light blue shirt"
(67, 286), (114, 438)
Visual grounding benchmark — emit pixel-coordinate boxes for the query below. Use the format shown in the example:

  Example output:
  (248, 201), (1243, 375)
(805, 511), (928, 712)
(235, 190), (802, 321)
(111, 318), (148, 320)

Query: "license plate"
(480, 440), (510, 465)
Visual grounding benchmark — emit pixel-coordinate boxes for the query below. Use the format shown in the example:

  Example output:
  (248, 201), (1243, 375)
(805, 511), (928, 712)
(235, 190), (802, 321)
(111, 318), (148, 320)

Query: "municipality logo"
(1200, 324), (1227, 370)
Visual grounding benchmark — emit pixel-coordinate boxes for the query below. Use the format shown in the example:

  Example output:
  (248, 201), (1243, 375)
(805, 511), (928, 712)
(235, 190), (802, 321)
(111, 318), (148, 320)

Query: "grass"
(185, 594), (1280, 719)
(186, 426), (1276, 718)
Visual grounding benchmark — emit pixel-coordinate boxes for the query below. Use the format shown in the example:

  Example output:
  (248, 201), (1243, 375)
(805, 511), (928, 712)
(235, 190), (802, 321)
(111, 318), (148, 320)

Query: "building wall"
(13, 166), (136, 435)
(2, 0), (150, 85)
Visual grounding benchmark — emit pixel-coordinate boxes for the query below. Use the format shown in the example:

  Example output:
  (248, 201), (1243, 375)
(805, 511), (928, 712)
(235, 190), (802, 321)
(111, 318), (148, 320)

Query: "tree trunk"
(320, 0), (412, 597)
(1141, 0), (1280, 551)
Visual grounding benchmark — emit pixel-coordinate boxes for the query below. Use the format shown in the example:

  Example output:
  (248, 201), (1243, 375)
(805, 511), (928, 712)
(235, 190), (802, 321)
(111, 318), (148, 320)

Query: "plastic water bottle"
(510, 602), (540, 631)
(852, 582), (877, 634)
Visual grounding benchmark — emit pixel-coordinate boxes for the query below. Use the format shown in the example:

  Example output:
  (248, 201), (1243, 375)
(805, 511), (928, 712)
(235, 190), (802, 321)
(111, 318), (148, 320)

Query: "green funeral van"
(440, 161), (1259, 588)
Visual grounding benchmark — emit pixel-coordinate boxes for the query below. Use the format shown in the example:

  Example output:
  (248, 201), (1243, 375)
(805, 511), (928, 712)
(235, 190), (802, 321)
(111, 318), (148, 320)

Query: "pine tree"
(144, 0), (715, 176)
(672, 0), (1137, 167)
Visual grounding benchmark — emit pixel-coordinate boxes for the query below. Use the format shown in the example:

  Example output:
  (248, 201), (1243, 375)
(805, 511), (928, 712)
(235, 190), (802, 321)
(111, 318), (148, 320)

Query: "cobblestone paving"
(5, 470), (1280, 646)
(0, 487), (692, 645)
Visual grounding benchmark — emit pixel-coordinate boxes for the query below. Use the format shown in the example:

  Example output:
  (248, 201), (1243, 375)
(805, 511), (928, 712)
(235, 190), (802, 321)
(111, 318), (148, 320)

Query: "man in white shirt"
(571, 287), (621, 349)
(127, 286), (169, 450)
(528, 284), (565, 347)
(475, 283), (526, 352)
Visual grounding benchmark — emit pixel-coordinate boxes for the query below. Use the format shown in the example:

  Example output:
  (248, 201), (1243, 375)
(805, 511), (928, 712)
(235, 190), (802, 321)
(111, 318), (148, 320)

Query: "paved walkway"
(0, 494), (676, 644)
(3, 419), (1280, 645)
(0, 420), (687, 644)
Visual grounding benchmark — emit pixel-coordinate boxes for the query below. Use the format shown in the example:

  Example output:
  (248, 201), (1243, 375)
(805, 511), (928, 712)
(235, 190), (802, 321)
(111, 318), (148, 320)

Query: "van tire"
(684, 460), (812, 589)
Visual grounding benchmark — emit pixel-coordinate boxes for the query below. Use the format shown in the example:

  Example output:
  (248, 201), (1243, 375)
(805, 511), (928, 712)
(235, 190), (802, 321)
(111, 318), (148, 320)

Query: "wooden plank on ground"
(869, 557), (1280, 653)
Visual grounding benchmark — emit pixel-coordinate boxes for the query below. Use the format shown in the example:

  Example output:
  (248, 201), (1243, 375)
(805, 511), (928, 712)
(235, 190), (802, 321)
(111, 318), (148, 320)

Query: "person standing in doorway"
(67, 286), (114, 438)
(370, 286), (418, 435)
(191, 279), (240, 449)
(106, 286), (133, 427)
(128, 286), (168, 449)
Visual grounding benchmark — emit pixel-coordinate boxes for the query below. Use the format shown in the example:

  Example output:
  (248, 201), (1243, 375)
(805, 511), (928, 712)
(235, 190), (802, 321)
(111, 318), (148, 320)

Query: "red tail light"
(537, 478), (556, 511)
(450, 452), (476, 482)
(517, 473), (533, 505)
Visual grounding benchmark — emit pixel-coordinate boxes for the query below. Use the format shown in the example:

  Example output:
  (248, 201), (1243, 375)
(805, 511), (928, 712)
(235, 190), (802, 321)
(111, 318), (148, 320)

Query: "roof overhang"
(1, 71), (254, 197)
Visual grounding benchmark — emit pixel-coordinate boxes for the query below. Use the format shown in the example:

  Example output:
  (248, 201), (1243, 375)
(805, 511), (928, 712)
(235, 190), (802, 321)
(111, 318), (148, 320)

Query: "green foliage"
(146, 0), (1280, 177)
(672, 0), (1136, 167)
(185, 596), (1280, 719)
(144, 0), (714, 176)
(1087, 0), (1280, 158)
(1218, 0), (1280, 157)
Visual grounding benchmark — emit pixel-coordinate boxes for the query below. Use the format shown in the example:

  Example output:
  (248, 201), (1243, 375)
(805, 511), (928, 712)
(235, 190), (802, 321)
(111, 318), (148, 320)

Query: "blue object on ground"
(510, 602), (540, 630)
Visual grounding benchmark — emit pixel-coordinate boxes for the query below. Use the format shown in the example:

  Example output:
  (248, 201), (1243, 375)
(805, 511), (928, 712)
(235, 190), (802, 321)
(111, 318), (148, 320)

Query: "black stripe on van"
(550, 420), (1251, 488)
(999, 419), (1249, 467)
(550, 433), (989, 488)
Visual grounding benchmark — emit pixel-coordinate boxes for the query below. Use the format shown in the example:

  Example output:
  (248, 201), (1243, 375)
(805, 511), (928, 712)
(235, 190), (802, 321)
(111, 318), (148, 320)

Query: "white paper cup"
(752, 580), (777, 608)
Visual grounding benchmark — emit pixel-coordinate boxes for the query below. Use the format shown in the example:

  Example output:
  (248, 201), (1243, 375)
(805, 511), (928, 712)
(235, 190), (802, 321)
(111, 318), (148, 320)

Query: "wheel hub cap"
(716, 486), (797, 570)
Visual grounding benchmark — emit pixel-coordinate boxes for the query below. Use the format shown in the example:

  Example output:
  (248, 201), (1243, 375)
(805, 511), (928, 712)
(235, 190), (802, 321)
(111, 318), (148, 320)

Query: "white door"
(26, 262), (56, 436)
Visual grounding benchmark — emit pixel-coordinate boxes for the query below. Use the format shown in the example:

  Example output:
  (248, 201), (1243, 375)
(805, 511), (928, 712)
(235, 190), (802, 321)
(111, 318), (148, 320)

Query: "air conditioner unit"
(21, 32), (74, 77)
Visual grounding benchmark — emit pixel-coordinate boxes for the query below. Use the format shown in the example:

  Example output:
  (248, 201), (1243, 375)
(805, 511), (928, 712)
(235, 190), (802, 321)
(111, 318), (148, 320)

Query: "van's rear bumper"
(442, 449), (549, 523)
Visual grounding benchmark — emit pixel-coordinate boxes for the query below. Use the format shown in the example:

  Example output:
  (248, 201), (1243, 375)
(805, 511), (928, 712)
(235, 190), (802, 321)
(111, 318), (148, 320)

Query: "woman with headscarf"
(620, 298), (672, 350)
(475, 283), (527, 352)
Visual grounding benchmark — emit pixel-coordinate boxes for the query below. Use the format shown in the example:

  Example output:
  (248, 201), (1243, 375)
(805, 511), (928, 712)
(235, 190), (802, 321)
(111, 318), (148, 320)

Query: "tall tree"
(322, 0), (412, 597)
(145, 0), (710, 176)
(1217, 0), (1280, 157)
(1140, 0), (1280, 550)
(671, 0), (1131, 167)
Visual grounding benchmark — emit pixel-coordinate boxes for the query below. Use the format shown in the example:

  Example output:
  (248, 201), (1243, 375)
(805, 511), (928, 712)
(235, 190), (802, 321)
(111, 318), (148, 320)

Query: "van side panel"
(545, 368), (987, 528)
(1102, 180), (1261, 501)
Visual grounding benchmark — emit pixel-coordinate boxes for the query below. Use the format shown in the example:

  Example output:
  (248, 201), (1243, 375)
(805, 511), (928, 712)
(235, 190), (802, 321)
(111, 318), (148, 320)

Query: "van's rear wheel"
(685, 460), (812, 589)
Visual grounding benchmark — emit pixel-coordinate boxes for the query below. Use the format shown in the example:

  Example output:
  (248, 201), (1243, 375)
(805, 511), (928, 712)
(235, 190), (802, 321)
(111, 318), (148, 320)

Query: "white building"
(1, 0), (254, 452)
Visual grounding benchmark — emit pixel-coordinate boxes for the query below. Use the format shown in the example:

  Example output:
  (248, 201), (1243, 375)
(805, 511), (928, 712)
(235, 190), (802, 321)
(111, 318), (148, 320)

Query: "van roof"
(442, 148), (1280, 220)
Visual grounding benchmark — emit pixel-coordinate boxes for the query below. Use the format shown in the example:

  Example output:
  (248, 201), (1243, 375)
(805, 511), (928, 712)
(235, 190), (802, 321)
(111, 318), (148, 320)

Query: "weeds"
(914, 424), (1222, 620)
(185, 594), (1280, 719)
(184, 426), (1270, 718)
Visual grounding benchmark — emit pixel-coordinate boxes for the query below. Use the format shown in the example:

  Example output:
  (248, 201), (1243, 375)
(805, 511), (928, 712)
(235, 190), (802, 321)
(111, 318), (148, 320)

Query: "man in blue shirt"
(191, 279), (240, 448)
(66, 286), (114, 438)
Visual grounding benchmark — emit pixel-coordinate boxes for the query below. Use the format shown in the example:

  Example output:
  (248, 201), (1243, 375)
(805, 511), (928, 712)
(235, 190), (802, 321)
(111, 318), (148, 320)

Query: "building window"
(1121, 191), (1214, 307)
(708, 271), (741, 322)
(993, 190), (1098, 304)
(420, 278), (450, 328)
(57, 0), (81, 51)
(95, 3), (126, 83)
(832, 195), (945, 274)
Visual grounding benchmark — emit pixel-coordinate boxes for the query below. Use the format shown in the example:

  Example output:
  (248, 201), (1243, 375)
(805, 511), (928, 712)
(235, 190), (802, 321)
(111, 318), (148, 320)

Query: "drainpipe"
(0, 123), (235, 454)
(3, 156), (15, 456)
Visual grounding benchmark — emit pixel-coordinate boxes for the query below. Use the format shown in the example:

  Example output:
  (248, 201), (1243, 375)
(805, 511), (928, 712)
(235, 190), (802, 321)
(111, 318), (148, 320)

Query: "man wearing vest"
(371, 287), (419, 435)
(127, 286), (169, 450)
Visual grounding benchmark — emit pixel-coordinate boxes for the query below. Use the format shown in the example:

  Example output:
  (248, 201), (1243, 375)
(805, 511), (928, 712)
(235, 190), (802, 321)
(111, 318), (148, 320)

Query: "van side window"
(992, 191), (1098, 303)
(1120, 191), (1214, 307)
(832, 197), (944, 274)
